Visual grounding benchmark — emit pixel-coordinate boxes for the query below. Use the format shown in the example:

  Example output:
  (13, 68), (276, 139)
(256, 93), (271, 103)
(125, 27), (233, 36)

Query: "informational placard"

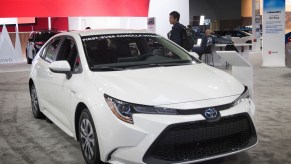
(262, 0), (285, 67)
(147, 17), (156, 33)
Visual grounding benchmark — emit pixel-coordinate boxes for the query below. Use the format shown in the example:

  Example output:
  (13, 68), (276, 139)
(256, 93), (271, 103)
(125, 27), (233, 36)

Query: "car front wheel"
(30, 84), (44, 119)
(79, 108), (103, 164)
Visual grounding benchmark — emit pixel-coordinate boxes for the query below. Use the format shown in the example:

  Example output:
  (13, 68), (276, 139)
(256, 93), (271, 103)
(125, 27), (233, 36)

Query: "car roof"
(63, 29), (151, 37)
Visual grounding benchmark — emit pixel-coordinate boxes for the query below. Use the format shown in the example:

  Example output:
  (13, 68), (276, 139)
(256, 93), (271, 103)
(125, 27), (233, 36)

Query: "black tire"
(79, 109), (103, 164)
(30, 84), (45, 119)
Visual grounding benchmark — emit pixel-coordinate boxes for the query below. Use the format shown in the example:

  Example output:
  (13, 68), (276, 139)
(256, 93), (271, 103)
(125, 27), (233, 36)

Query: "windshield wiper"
(90, 66), (124, 71)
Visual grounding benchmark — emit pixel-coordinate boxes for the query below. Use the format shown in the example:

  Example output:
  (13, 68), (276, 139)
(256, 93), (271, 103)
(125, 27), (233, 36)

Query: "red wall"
(51, 17), (69, 31)
(0, 17), (68, 32)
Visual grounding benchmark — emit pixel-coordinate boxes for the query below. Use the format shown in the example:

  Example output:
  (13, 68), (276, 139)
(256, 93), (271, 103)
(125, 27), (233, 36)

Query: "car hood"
(93, 64), (244, 106)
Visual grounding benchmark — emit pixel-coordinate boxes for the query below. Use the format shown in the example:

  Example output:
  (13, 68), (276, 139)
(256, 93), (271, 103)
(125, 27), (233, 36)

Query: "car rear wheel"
(79, 108), (103, 164)
(30, 84), (44, 119)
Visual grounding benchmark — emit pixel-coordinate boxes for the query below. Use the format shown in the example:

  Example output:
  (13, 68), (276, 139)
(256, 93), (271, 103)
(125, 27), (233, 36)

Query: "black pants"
(192, 47), (203, 60)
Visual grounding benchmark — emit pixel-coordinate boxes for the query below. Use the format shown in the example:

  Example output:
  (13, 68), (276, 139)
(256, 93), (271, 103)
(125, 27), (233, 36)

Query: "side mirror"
(189, 52), (199, 59)
(49, 61), (72, 79)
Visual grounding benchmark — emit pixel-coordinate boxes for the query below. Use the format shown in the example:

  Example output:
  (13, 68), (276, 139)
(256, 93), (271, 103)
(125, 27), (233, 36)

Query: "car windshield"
(35, 32), (57, 42)
(82, 33), (199, 71)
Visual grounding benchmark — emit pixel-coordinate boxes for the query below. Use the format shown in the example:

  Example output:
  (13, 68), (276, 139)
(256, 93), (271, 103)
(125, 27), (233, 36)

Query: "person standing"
(168, 11), (184, 46)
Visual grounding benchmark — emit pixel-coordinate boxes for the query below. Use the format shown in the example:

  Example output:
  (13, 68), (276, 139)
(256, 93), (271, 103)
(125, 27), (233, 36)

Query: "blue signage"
(264, 0), (285, 10)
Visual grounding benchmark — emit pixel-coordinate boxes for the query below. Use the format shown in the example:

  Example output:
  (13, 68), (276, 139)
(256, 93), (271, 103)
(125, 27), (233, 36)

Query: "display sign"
(0, 25), (23, 64)
(147, 17), (156, 33)
(262, 0), (285, 67)
(0, 0), (150, 17)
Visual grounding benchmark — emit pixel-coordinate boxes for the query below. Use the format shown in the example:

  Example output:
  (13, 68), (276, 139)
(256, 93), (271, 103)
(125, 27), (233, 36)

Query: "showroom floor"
(0, 63), (290, 164)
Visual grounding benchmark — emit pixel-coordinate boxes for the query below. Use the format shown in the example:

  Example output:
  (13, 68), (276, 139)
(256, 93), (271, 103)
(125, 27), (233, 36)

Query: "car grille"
(143, 113), (257, 163)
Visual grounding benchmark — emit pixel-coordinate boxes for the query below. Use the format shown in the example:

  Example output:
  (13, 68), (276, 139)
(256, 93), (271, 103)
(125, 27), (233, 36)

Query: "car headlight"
(104, 94), (177, 124)
(232, 86), (250, 106)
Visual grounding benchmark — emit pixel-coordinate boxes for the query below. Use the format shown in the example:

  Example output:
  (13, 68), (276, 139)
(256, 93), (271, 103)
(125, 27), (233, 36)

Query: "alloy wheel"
(30, 86), (38, 116)
(30, 84), (44, 119)
(80, 118), (95, 160)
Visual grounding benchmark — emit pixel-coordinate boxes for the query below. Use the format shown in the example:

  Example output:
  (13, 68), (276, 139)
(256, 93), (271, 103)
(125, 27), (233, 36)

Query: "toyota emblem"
(204, 108), (218, 119)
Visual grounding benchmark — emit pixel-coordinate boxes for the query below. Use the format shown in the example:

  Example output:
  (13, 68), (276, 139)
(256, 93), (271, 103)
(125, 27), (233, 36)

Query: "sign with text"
(262, 0), (285, 67)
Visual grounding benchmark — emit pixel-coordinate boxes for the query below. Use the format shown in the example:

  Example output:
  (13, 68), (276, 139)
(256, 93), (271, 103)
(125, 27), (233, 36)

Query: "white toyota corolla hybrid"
(29, 29), (257, 164)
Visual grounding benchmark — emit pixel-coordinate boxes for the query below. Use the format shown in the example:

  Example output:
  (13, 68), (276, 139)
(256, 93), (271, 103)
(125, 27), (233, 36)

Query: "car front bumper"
(95, 98), (257, 164)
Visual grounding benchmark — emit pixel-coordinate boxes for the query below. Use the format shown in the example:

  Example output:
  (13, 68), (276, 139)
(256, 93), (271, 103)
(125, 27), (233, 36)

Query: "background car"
(195, 32), (234, 45)
(214, 30), (252, 44)
(211, 33), (234, 44)
(29, 29), (257, 164)
(26, 29), (60, 64)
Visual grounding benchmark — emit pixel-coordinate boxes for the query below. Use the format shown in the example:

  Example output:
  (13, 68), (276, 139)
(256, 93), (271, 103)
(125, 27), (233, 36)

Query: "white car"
(29, 29), (257, 164)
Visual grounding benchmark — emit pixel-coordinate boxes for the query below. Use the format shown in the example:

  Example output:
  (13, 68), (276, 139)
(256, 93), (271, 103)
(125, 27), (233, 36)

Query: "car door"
(35, 37), (62, 115)
(44, 37), (79, 131)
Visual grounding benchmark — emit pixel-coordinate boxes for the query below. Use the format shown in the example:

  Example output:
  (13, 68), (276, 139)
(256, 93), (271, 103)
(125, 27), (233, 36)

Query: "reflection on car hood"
(93, 64), (244, 106)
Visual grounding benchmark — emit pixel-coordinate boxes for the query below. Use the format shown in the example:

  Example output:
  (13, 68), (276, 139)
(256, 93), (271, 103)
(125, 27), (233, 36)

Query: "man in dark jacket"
(192, 29), (213, 60)
(168, 11), (184, 46)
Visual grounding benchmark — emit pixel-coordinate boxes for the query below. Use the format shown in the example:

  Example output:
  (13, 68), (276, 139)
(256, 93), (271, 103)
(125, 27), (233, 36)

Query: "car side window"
(43, 38), (61, 63)
(56, 38), (81, 72)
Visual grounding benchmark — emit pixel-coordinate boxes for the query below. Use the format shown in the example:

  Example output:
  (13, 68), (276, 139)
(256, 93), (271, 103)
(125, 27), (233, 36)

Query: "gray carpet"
(248, 66), (291, 164)
(0, 64), (291, 164)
